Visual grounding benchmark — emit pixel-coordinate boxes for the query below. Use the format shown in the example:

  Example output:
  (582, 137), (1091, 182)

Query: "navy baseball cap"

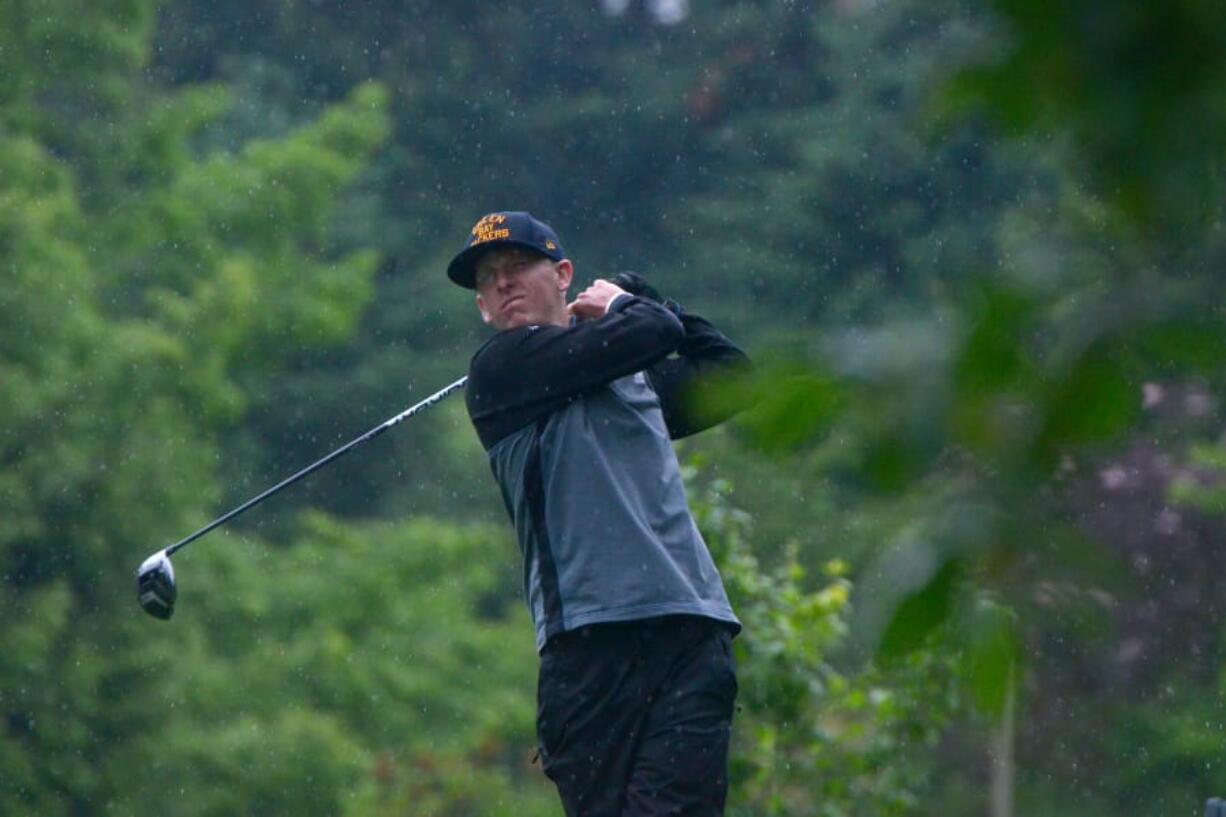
(446, 211), (567, 289)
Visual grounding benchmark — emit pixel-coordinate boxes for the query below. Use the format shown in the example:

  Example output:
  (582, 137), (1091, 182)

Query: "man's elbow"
(714, 345), (752, 375)
(657, 307), (686, 351)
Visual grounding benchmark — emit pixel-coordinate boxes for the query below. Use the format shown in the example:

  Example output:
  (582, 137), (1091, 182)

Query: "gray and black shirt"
(466, 294), (748, 652)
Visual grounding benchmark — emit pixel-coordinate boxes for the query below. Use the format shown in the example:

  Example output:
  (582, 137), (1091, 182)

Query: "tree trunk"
(989, 668), (1016, 817)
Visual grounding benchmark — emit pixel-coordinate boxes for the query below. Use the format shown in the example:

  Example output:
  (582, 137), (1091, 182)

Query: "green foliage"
(0, 0), (156, 122)
(113, 81), (389, 365)
(879, 558), (962, 664)
(694, 479), (962, 816)
(958, 597), (1019, 718)
(0, 6), (391, 813)
(161, 711), (369, 816)
(724, 367), (845, 456)
(728, 258), (1223, 667)
(7, 0), (1226, 814)
(1107, 691), (1226, 814)
(944, 0), (1226, 233)
(666, 0), (1015, 331)
(113, 516), (552, 817)
(1169, 441), (1226, 516)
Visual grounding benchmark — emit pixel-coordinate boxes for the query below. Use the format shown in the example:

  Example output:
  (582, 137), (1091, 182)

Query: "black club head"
(136, 550), (176, 620)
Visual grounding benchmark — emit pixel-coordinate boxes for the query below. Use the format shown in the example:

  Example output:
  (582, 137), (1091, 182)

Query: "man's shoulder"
(469, 324), (561, 372)
(466, 324), (571, 448)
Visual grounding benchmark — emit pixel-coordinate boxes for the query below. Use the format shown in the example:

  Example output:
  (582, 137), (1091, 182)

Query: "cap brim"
(446, 240), (554, 289)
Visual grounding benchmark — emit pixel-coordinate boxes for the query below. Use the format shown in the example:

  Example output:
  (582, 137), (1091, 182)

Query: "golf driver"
(136, 376), (468, 619)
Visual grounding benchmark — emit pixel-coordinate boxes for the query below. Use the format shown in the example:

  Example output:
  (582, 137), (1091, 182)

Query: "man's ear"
(555, 259), (574, 293)
(476, 294), (493, 325)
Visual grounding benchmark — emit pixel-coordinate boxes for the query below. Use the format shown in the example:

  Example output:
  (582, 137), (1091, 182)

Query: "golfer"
(449, 211), (749, 816)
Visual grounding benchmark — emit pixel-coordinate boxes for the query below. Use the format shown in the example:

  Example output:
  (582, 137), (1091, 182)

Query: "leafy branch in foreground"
(693, 476), (962, 817)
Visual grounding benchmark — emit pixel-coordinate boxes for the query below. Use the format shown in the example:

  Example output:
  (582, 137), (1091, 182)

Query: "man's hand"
(567, 279), (628, 320)
(610, 271), (663, 303)
(611, 271), (681, 317)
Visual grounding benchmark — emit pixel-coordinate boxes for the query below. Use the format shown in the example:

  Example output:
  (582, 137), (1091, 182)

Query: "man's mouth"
(502, 296), (524, 312)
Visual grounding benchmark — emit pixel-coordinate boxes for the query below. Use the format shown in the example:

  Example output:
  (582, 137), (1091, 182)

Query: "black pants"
(536, 615), (738, 817)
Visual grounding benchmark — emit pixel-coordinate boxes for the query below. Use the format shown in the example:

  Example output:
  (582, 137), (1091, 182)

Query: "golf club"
(136, 376), (468, 620)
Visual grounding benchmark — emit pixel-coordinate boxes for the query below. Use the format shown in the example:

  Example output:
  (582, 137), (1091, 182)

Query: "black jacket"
(465, 294), (749, 651)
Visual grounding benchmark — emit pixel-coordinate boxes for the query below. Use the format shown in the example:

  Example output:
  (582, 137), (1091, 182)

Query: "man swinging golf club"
(451, 211), (749, 816)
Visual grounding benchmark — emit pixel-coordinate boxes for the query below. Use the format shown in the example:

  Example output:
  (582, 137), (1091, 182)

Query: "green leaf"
(732, 371), (845, 455)
(954, 287), (1036, 397)
(1037, 341), (1139, 453)
(853, 533), (963, 663)
(962, 596), (1020, 718)
(1128, 317), (1226, 372)
(860, 432), (937, 494)
(878, 557), (961, 661)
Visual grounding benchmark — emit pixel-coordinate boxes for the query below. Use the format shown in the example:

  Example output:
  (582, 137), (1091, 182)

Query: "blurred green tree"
(692, 478), (962, 817)
(0, 2), (389, 812)
(701, 1), (1226, 813)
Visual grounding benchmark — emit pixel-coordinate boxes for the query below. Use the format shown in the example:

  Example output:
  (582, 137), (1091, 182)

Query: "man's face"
(474, 248), (572, 331)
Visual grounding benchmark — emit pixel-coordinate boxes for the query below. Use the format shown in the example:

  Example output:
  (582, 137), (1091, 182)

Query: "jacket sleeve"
(466, 296), (685, 449)
(645, 306), (751, 439)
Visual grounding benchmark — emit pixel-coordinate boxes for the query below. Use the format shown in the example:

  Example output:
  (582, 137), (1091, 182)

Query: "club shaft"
(165, 376), (468, 557)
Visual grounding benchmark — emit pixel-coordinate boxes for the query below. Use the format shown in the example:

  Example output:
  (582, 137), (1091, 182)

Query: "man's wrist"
(604, 291), (632, 314)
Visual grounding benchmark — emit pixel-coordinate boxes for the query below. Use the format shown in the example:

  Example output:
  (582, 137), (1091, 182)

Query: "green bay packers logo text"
(471, 214), (510, 245)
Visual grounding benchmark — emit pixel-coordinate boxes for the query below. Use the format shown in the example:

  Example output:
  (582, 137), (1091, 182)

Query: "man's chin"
(495, 313), (533, 331)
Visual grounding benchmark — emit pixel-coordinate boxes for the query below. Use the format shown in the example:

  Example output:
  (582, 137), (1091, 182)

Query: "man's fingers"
(568, 295), (602, 320)
(568, 281), (628, 321)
